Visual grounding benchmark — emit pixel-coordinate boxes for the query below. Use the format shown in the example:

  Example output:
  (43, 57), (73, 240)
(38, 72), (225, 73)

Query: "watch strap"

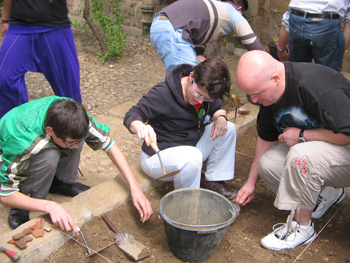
(299, 129), (306, 142)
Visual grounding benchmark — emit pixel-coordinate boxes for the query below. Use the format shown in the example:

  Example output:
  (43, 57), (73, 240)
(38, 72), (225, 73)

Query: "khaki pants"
(258, 141), (350, 211)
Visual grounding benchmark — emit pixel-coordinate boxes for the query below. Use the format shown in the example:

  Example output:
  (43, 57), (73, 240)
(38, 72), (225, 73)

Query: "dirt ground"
(41, 4), (350, 261)
(43, 123), (350, 263)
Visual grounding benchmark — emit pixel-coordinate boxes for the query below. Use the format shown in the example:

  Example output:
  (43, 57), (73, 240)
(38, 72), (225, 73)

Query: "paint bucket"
(159, 188), (237, 262)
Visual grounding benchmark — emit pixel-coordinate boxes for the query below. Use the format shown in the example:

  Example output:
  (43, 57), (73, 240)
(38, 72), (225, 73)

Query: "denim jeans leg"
(310, 20), (345, 72)
(150, 15), (199, 72)
(289, 14), (313, 63)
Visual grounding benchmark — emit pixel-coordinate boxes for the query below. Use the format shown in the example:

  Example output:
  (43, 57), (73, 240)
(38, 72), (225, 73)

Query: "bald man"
(235, 50), (350, 251)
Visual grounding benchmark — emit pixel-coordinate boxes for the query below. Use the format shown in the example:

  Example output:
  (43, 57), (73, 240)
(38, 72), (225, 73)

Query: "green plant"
(90, 0), (126, 61)
(70, 19), (84, 27)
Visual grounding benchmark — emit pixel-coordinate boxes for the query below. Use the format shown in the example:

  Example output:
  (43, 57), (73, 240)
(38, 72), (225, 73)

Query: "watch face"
(299, 137), (306, 143)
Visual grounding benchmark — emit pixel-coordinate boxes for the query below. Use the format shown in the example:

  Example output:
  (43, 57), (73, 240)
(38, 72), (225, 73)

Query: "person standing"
(235, 50), (349, 250)
(277, 0), (350, 72)
(0, 0), (82, 118)
(150, 0), (264, 73)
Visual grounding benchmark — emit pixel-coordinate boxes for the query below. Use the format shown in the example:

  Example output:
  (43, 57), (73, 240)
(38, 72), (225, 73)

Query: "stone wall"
(69, 0), (290, 45)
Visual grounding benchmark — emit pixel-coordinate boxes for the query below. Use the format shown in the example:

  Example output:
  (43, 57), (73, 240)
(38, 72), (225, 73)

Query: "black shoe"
(8, 208), (30, 230)
(201, 177), (237, 200)
(49, 177), (91, 197)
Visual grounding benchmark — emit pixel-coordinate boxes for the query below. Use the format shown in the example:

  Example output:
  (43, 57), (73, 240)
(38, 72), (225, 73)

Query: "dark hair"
(222, 0), (248, 11)
(44, 99), (89, 140)
(192, 58), (231, 100)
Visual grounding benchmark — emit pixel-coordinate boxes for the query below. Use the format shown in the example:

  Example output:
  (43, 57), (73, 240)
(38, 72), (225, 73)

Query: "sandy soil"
(43, 124), (350, 263)
(42, 2), (350, 261)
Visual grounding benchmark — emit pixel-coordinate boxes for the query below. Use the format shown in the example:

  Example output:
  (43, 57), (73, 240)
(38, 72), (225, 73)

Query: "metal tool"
(0, 246), (20, 261)
(149, 139), (180, 179)
(102, 214), (151, 261)
(231, 94), (239, 122)
(78, 227), (91, 254)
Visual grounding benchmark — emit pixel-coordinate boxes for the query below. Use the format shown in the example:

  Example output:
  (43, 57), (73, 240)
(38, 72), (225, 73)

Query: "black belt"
(291, 9), (340, 19)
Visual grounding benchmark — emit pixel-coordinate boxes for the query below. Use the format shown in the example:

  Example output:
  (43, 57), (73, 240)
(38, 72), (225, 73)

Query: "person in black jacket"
(124, 58), (237, 199)
(235, 50), (349, 250)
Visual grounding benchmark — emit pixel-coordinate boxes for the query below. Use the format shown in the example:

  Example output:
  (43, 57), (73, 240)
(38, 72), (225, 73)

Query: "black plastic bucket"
(159, 188), (237, 262)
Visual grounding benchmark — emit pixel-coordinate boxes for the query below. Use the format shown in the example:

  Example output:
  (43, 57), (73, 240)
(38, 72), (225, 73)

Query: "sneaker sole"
(311, 188), (347, 219)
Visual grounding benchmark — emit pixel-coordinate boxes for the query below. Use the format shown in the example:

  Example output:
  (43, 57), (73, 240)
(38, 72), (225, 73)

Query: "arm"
(236, 136), (278, 205)
(0, 192), (80, 235)
(210, 109), (228, 140)
(1, 0), (11, 36)
(277, 25), (290, 61)
(106, 143), (153, 223)
(279, 127), (350, 147)
(343, 22), (350, 50)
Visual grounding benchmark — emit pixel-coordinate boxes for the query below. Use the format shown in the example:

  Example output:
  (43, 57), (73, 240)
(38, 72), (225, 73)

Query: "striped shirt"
(161, 0), (264, 53)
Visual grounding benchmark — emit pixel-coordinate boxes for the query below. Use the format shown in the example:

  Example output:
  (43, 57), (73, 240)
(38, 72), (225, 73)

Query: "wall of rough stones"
(69, 0), (290, 45)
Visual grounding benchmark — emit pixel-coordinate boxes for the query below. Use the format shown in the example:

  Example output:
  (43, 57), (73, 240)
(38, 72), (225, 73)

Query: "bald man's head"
(236, 50), (285, 106)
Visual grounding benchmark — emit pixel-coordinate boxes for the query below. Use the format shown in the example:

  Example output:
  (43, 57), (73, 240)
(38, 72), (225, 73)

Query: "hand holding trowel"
(149, 138), (180, 180)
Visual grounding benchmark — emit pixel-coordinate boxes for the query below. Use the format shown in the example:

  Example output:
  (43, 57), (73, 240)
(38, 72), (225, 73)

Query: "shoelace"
(273, 223), (294, 240)
(272, 206), (301, 242)
(313, 195), (323, 211)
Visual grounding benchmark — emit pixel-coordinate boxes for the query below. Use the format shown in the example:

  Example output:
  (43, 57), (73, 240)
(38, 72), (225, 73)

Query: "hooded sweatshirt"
(124, 64), (224, 156)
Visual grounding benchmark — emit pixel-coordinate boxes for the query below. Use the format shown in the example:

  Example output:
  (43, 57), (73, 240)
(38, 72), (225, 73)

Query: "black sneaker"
(49, 177), (91, 197)
(8, 207), (30, 229)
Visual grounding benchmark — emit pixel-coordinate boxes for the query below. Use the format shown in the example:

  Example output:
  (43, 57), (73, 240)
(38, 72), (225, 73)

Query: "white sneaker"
(260, 216), (316, 251)
(312, 187), (347, 219)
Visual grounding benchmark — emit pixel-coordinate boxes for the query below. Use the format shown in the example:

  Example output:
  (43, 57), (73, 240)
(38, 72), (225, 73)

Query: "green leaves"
(91, 0), (126, 61)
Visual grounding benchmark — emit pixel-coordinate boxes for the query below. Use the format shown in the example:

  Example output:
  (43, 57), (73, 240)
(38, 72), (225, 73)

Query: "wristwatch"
(277, 46), (287, 52)
(298, 129), (307, 143)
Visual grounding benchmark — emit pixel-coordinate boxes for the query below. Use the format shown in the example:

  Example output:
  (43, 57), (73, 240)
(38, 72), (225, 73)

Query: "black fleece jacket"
(124, 64), (224, 156)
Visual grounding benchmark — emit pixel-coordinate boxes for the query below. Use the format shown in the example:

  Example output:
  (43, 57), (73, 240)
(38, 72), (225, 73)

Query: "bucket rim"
(159, 188), (237, 230)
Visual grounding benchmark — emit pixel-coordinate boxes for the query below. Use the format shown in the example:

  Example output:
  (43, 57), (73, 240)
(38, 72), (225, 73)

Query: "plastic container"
(268, 40), (281, 61)
(159, 188), (237, 262)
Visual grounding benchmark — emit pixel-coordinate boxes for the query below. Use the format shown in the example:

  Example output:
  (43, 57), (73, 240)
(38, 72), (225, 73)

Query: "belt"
(158, 15), (168, 20)
(291, 9), (340, 19)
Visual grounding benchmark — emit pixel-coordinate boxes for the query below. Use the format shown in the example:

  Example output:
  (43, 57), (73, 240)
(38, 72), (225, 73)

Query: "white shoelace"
(273, 206), (301, 242)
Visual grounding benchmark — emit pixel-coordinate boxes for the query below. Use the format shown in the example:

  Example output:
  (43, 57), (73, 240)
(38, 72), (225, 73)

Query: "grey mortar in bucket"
(159, 188), (237, 262)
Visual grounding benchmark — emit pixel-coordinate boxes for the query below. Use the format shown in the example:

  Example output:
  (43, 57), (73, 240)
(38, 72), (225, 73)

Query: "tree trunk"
(83, 0), (108, 56)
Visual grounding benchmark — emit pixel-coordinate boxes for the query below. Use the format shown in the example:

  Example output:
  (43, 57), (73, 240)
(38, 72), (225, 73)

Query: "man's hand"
(131, 188), (153, 223)
(210, 116), (228, 140)
(277, 49), (290, 61)
(278, 127), (300, 147)
(236, 182), (256, 206)
(46, 202), (79, 235)
(1, 22), (9, 37)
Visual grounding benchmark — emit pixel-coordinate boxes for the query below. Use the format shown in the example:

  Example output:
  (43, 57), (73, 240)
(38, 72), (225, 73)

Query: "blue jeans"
(288, 13), (345, 72)
(150, 13), (199, 72)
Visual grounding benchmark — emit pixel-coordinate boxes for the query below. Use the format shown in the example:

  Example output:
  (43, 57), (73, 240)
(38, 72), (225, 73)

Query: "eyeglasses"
(62, 134), (88, 149)
(192, 79), (214, 102)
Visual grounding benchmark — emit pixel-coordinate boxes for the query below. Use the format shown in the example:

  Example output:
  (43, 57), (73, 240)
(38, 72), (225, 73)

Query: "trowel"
(231, 94), (239, 122)
(102, 215), (150, 261)
(149, 140), (180, 180)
